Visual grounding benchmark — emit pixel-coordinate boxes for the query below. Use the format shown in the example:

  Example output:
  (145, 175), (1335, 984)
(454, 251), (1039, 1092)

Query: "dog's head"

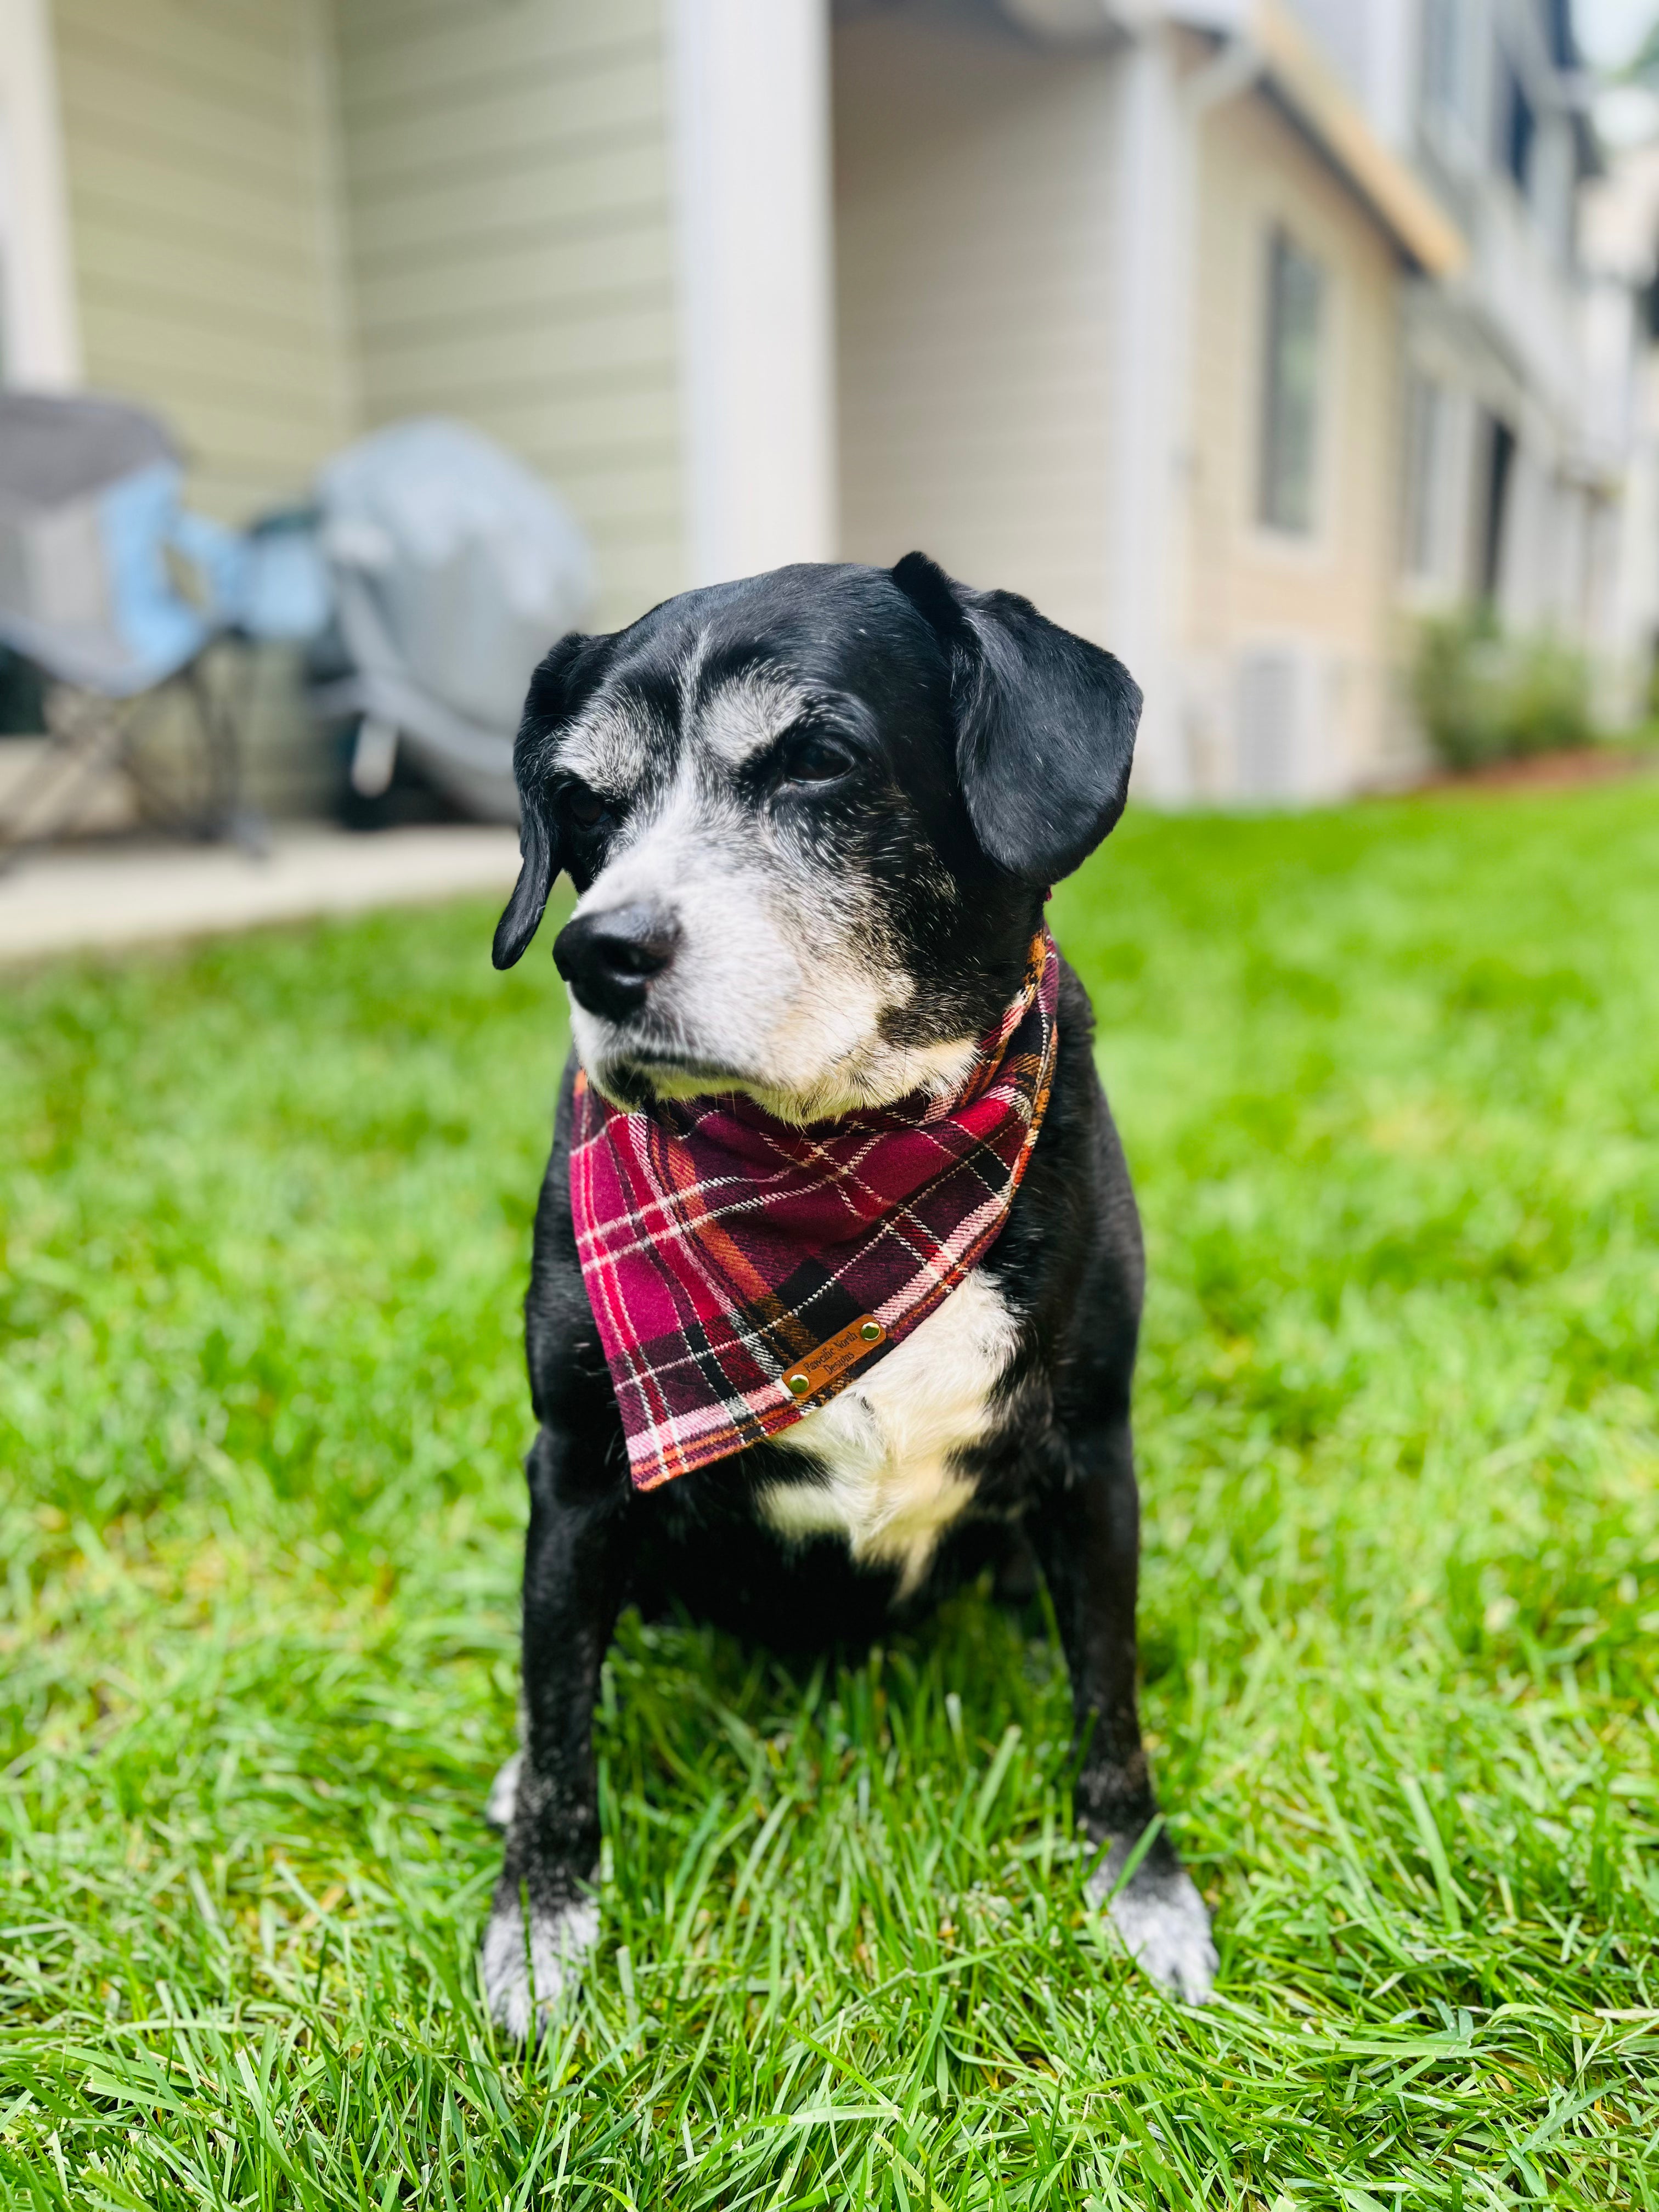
(493, 555), (1140, 1120)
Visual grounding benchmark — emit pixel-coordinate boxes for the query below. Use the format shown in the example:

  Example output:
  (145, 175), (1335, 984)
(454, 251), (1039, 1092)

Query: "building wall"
(332, 0), (685, 633)
(1186, 88), (1404, 796)
(51, 0), (353, 521)
(833, 6), (1120, 650)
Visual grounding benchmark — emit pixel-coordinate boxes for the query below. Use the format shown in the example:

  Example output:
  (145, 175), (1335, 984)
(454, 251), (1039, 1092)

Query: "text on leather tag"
(780, 1314), (887, 1400)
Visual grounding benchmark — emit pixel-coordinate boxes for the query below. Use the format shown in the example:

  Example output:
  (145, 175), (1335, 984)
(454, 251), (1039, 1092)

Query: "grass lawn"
(2, 784), (1657, 2209)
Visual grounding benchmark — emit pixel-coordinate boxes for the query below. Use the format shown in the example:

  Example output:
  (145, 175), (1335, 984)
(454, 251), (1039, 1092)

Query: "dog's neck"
(594, 1029), (981, 1127)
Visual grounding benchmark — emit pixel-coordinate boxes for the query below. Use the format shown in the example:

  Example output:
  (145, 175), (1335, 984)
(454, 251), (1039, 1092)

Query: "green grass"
(3, 785), (1657, 2209)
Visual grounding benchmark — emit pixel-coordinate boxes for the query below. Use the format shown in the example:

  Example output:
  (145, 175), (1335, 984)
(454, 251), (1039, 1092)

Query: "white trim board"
(668, 0), (837, 586)
(0, 0), (81, 386)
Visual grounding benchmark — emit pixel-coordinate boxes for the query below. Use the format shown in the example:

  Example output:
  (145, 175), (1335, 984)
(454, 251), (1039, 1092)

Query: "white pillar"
(0, 0), (83, 386)
(1104, 27), (1190, 802)
(669, 0), (837, 587)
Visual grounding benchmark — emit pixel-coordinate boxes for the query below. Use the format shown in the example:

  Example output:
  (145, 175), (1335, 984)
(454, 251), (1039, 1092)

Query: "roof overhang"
(1001, 0), (1467, 279)
(1234, 0), (1467, 278)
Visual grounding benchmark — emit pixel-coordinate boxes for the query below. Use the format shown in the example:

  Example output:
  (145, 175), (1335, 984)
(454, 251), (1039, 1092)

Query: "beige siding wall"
(333, 0), (684, 634)
(834, 9), (1119, 647)
(52, 0), (353, 521)
(1186, 91), (1403, 793)
(53, 0), (685, 630)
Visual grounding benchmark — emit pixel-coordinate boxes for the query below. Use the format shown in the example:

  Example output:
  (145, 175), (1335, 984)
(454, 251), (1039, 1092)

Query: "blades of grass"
(972, 1727), (1023, 1837)
(1398, 1774), (1464, 1937)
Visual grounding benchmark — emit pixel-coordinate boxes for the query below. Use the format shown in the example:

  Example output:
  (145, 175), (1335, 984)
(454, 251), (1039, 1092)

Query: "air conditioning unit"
(1232, 643), (1348, 802)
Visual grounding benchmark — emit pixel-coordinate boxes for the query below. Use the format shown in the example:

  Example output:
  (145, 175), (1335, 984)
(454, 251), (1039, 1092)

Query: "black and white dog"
(482, 554), (1216, 2036)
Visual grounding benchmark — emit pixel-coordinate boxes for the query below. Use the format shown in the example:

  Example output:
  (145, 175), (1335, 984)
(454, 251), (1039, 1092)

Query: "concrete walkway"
(0, 823), (524, 964)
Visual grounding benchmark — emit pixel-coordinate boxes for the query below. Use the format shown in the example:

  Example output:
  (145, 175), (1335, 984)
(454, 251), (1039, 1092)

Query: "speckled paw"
(1087, 1848), (1217, 2004)
(480, 1897), (599, 2041)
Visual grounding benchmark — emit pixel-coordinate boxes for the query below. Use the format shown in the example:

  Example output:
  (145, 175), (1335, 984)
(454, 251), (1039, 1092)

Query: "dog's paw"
(1087, 1845), (1217, 2005)
(480, 1896), (599, 2040)
(484, 1752), (521, 1831)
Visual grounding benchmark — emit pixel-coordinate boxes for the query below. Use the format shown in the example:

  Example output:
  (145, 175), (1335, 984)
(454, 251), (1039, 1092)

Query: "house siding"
(833, 8), (1120, 650)
(51, 0), (353, 521)
(1187, 89), (1403, 795)
(334, 0), (685, 633)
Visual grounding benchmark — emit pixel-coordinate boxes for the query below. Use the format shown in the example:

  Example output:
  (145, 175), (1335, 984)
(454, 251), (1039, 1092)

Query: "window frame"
(1255, 222), (1329, 543)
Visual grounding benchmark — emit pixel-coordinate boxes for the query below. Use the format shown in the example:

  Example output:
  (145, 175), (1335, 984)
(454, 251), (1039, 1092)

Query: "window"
(1499, 58), (1534, 193)
(1479, 412), (1516, 602)
(1258, 227), (1325, 537)
(1641, 247), (1659, 343)
(1545, 0), (1574, 70)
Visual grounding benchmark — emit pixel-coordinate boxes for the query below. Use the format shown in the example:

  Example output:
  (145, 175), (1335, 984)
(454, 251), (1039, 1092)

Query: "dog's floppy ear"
(491, 802), (557, 971)
(492, 631), (588, 970)
(890, 551), (1142, 884)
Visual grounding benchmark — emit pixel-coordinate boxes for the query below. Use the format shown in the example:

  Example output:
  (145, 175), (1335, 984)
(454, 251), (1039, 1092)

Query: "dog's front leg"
(481, 1423), (631, 2041)
(1031, 1418), (1217, 2002)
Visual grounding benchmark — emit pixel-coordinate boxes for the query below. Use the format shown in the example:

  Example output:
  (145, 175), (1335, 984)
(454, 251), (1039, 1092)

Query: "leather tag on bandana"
(780, 1314), (887, 1402)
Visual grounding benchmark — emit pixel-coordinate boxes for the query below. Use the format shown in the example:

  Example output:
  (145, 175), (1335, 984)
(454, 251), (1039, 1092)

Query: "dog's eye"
(782, 734), (854, 786)
(561, 783), (610, 831)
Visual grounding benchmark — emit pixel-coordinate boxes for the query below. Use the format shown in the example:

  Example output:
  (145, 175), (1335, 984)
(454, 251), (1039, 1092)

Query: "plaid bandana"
(570, 930), (1059, 1491)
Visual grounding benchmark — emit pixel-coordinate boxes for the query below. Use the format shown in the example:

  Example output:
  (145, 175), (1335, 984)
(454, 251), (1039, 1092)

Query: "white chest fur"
(755, 1271), (1019, 1595)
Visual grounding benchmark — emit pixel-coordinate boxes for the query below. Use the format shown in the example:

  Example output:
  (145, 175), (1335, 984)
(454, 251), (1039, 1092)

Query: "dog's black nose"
(553, 904), (679, 1022)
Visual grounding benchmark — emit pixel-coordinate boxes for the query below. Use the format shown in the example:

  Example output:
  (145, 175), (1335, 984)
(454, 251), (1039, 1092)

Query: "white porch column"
(0, 0), (82, 386)
(669, 0), (837, 587)
(1104, 25), (1191, 802)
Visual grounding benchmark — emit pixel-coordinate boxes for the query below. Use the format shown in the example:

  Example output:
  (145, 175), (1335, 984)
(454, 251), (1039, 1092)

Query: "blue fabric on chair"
(0, 457), (219, 697)
(0, 392), (261, 859)
(0, 393), (260, 697)
(234, 515), (332, 642)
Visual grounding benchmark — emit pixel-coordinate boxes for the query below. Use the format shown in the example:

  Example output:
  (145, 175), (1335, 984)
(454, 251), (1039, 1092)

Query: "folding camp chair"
(0, 392), (256, 866)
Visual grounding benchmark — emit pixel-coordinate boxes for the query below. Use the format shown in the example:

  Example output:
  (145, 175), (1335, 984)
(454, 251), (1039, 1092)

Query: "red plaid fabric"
(571, 930), (1060, 1491)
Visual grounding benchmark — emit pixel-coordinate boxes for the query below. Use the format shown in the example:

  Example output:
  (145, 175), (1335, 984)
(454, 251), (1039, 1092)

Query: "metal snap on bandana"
(570, 930), (1060, 1492)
